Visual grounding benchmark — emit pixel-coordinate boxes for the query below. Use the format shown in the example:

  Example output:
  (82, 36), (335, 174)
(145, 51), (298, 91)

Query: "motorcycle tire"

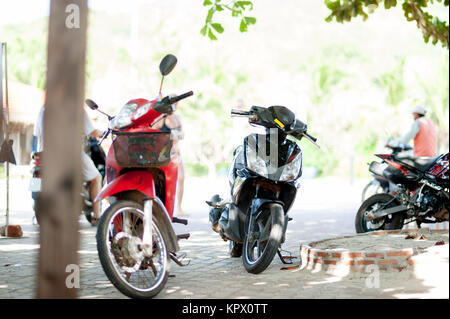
(243, 203), (284, 274)
(96, 200), (170, 299)
(355, 193), (405, 233)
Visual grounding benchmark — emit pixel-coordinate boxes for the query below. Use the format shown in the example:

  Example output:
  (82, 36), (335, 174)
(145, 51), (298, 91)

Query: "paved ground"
(0, 171), (448, 299)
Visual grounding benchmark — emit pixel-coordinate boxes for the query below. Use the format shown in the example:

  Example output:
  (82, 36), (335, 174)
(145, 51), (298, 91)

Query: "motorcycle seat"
(397, 156), (438, 172)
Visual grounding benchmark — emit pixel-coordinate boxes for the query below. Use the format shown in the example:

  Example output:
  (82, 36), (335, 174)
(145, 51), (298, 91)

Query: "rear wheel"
(243, 203), (284, 274)
(96, 200), (169, 299)
(355, 193), (405, 233)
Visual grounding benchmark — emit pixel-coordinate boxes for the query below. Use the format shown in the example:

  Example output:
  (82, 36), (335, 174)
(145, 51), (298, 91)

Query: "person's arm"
(388, 120), (420, 147)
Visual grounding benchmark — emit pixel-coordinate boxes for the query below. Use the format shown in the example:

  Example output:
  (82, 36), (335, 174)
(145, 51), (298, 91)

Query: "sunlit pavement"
(0, 173), (448, 299)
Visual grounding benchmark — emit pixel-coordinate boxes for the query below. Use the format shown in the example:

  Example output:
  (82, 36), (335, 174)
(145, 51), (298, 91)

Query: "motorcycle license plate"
(29, 178), (42, 192)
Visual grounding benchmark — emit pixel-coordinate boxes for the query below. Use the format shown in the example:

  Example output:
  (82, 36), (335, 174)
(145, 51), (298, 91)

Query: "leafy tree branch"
(200, 0), (256, 40)
(325, 0), (449, 49)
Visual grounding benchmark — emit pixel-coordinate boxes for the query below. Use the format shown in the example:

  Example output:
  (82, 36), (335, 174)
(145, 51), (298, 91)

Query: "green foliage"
(0, 19), (48, 89)
(325, 0), (449, 49)
(373, 58), (406, 106)
(294, 137), (339, 177)
(201, 0), (256, 40)
(185, 163), (209, 177)
(310, 63), (349, 105)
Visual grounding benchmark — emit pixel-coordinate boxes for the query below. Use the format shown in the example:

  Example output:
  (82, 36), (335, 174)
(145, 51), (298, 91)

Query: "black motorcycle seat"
(397, 156), (437, 172)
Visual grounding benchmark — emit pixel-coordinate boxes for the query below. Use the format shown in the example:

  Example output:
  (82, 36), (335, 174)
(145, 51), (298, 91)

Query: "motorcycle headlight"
(111, 102), (138, 129)
(246, 144), (269, 177)
(132, 102), (151, 121)
(279, 154), (302, 181)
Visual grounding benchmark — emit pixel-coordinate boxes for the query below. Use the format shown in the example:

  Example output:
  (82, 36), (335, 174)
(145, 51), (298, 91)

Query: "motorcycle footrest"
(177, 233), (190, 240)
(172, 217), (188, 225)
(170, 252), (190, 267)
(206, 200), (222, 208)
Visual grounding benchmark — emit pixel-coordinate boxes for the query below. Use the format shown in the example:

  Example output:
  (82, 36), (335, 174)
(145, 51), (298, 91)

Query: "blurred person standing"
(388, 105), (438, 157)
(153, 99), (187, 217)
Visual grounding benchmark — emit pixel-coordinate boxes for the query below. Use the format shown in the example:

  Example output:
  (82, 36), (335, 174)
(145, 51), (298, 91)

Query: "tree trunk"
(37, 0), (88, 298)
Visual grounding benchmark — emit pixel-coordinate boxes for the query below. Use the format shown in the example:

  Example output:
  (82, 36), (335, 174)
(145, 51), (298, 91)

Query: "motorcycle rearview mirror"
(159, 54), (177, 76)
(158, 54), (177, 95)
(85, 98), (98, 110)
(85, 98), (113, 120)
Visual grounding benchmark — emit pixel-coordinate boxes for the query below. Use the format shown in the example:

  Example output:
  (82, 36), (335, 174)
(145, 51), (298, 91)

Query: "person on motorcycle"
(387, 104), (438, 157)
(33, 105), (104, 225)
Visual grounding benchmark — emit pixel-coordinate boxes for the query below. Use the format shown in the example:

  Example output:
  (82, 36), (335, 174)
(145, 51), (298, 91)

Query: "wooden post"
(37, 0), (88, 298)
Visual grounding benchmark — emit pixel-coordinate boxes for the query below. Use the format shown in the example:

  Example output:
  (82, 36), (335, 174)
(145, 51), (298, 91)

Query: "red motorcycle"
(355, 150), (449, 233)
(86, 54), (193, 299)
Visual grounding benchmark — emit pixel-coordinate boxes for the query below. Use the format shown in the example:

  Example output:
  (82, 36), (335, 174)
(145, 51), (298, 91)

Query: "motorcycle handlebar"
(154, 91), (193, 114)
(230, 109), (252, 117)
(169, 91), (193, 104)
(304, 132), (317, 143)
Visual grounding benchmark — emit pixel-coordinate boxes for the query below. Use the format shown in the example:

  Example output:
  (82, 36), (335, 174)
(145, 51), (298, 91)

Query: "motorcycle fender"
(250, 198), (285, 217)
(95, 170), (155, 203)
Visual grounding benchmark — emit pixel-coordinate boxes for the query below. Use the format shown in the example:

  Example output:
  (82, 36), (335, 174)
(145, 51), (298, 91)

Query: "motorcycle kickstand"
(277, 248), (297, 265)
(170, 252), (191, 267)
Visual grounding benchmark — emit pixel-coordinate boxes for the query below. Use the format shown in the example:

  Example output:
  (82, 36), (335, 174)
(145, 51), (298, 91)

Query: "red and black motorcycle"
(355, 150), (449, 233)
(86, 54), (193, 299)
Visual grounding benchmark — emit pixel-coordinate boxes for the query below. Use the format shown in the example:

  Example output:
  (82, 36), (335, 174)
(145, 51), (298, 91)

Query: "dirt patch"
(309, 229), (449, 252)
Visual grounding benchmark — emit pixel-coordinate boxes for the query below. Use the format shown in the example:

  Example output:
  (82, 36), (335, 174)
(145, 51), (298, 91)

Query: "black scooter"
(207, 105), (319, 274)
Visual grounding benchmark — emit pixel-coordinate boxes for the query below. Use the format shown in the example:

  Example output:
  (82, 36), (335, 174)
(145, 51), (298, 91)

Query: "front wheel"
(355, 193), (405, 233)
(96, 200), (170, 299)
(243, 203), (284, 274)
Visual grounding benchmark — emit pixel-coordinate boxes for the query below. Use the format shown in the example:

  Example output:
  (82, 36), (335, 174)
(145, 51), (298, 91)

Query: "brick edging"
(299, 229), (448, 273)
